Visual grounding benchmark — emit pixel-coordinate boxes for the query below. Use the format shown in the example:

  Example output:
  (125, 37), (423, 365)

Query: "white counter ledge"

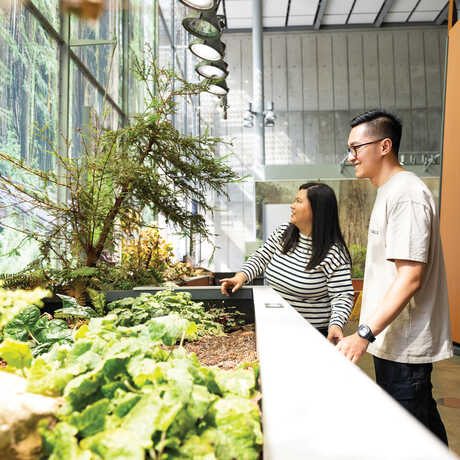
(252, 286), (458, 460)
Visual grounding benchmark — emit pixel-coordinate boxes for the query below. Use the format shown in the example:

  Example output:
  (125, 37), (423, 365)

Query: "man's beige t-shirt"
(360, 171), (453, 363)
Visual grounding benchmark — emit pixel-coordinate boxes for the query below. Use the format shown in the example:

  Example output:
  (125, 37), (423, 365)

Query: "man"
(337, 109), (453, 445)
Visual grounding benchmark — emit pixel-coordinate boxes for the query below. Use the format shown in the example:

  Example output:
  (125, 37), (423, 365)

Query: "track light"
(178, 0), (215, 11)
(207, 78), (229, 96)
(196, 60), (228, 80)
(183, 9), (222, 39)
(189, 38), (225, 61)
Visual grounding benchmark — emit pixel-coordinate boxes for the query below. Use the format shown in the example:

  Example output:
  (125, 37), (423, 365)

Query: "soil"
(183, 323), (257, 369)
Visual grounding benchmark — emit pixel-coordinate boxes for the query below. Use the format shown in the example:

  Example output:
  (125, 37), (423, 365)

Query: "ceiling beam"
(285, 0), (292, 27)
(435, 1), (450, 25)
(314, 0), (328, 30)
(346, 0), (357, 24)
(374, 0), (394, 27)
(224, 22), (442, 34)
(406, 0), (422, 22)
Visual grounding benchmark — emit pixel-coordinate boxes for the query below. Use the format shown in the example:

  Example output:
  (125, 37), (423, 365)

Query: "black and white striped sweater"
(241, 224), (354, 329)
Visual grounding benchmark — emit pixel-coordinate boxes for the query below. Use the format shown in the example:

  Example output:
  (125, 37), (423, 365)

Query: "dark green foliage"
(106, 290), (224, 339)
(4, 305), (73, 356)
(207, 306), (246, 333)
(0, 264), (163, 294)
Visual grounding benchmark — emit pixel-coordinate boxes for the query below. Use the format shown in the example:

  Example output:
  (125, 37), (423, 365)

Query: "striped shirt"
(241, 224), (354, 329)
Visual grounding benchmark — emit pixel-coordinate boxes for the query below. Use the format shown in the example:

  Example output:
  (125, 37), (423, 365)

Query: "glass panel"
(159, 0), (173, 32)
(31, 0), (60, 30)
(174, 1), (187, 76)
(255, 177), (440, 248)
(129, 0), (156, 115)
(69, 61), (121, 159)
(71, 0), (120, 41)
(70, 1), (122, 104)
(0, 2), (59, 273)
(159, 5), (173, 68)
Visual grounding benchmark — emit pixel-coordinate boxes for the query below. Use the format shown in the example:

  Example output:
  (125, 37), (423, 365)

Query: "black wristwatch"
(357, 324), (376, 343)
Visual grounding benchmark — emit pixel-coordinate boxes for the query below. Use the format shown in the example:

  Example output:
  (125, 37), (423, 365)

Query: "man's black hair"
(350, 109), (402, 159)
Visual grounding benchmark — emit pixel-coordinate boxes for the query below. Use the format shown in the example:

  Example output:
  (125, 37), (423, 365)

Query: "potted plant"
(350, 244), (366, 294)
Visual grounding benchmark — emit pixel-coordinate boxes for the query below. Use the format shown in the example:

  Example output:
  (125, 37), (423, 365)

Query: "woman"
(220, 182), (354, 343)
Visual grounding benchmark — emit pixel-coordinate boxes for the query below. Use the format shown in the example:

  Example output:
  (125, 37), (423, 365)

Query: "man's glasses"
(347, 137), (387, 159)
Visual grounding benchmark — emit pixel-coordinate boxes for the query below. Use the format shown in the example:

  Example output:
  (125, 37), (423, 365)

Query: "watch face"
(359, 325), (370, 337)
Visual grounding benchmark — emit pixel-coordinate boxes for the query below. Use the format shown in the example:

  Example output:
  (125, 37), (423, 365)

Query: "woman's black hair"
(281, 182), (351, 270)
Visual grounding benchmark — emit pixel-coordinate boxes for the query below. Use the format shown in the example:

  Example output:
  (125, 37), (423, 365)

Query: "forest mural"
(256, 178), (440, 277)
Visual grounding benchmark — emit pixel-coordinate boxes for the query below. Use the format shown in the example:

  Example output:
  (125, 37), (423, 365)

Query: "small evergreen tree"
(0, 47), (239, 268)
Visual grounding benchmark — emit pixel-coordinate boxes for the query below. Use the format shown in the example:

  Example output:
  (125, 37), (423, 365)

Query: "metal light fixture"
(183, 9), (223, 40)
(196, 60), (228, 80)
(264, 102), (276, 128)
(178, 0), (215, 11)
(207, 78), (229, 96)
(243, 101), (276, 128)
(189, 38), (225, 61)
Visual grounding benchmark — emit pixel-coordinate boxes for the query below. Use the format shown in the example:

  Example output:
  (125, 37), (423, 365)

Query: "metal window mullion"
(69, 49), (124, 117)
(25, 1), (65, 45)
(159, 6), (175, 51)
(121, 0), (129, 125)
(57, 13), (70, 201)
(172, 0), (176, 128)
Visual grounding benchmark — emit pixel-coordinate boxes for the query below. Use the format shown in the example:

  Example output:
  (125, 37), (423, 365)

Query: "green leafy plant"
(208, 305), (246, 333)
(106, 290), (225, 339)
(15, 313), (262, 460)
(0, 286), (50, 330)
(3, 305), (73, 356)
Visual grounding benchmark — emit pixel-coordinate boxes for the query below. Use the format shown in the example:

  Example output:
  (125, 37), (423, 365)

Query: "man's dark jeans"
(373, 356), (448, 446)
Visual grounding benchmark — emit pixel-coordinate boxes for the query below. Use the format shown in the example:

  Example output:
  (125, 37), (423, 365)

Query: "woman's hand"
(219, 272), (248, 296)
(327, 325), (343, 345)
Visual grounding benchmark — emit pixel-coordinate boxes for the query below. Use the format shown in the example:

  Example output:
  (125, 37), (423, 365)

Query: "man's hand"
(219, 272), (247, 296)
(327, 325), (343, 345)
(336, 332), (369, 364)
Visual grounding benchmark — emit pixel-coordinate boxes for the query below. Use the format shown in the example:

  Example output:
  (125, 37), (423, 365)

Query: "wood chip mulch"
(183, 323), (257, 369)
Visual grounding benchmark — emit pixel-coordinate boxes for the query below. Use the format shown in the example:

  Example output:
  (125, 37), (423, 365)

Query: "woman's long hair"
(281, 182), (351, 270)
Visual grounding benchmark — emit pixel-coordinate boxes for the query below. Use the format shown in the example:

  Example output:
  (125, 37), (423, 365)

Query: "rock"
(0, 371), (58, 460)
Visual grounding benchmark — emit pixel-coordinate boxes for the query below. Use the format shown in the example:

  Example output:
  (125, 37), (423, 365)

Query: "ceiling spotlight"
(196, 60), (228, 80)
(207, 78), (229, 96)
(178, 0), (215, 11)
(183, 9), (222, 40)
(189, 38), (225, 61)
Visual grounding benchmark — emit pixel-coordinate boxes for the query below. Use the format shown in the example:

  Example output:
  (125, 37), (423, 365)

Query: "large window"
(0, 1), (60, 272)
(0, 0), (201, 273)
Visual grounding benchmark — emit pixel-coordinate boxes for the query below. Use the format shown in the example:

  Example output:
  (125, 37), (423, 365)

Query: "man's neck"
(370, 162), (405, 187)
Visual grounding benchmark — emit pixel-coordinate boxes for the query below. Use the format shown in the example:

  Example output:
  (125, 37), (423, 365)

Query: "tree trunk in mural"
(338, 179), (376, 248)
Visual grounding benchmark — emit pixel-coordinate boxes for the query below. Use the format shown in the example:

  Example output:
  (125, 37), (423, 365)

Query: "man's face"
(347, 123), (384, 180)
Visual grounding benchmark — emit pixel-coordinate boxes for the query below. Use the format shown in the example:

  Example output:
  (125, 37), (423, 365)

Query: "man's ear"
(381, 138), (393, 157)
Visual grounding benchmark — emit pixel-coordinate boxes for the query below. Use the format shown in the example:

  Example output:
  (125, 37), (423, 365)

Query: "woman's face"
(290, 189), (312, 233)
